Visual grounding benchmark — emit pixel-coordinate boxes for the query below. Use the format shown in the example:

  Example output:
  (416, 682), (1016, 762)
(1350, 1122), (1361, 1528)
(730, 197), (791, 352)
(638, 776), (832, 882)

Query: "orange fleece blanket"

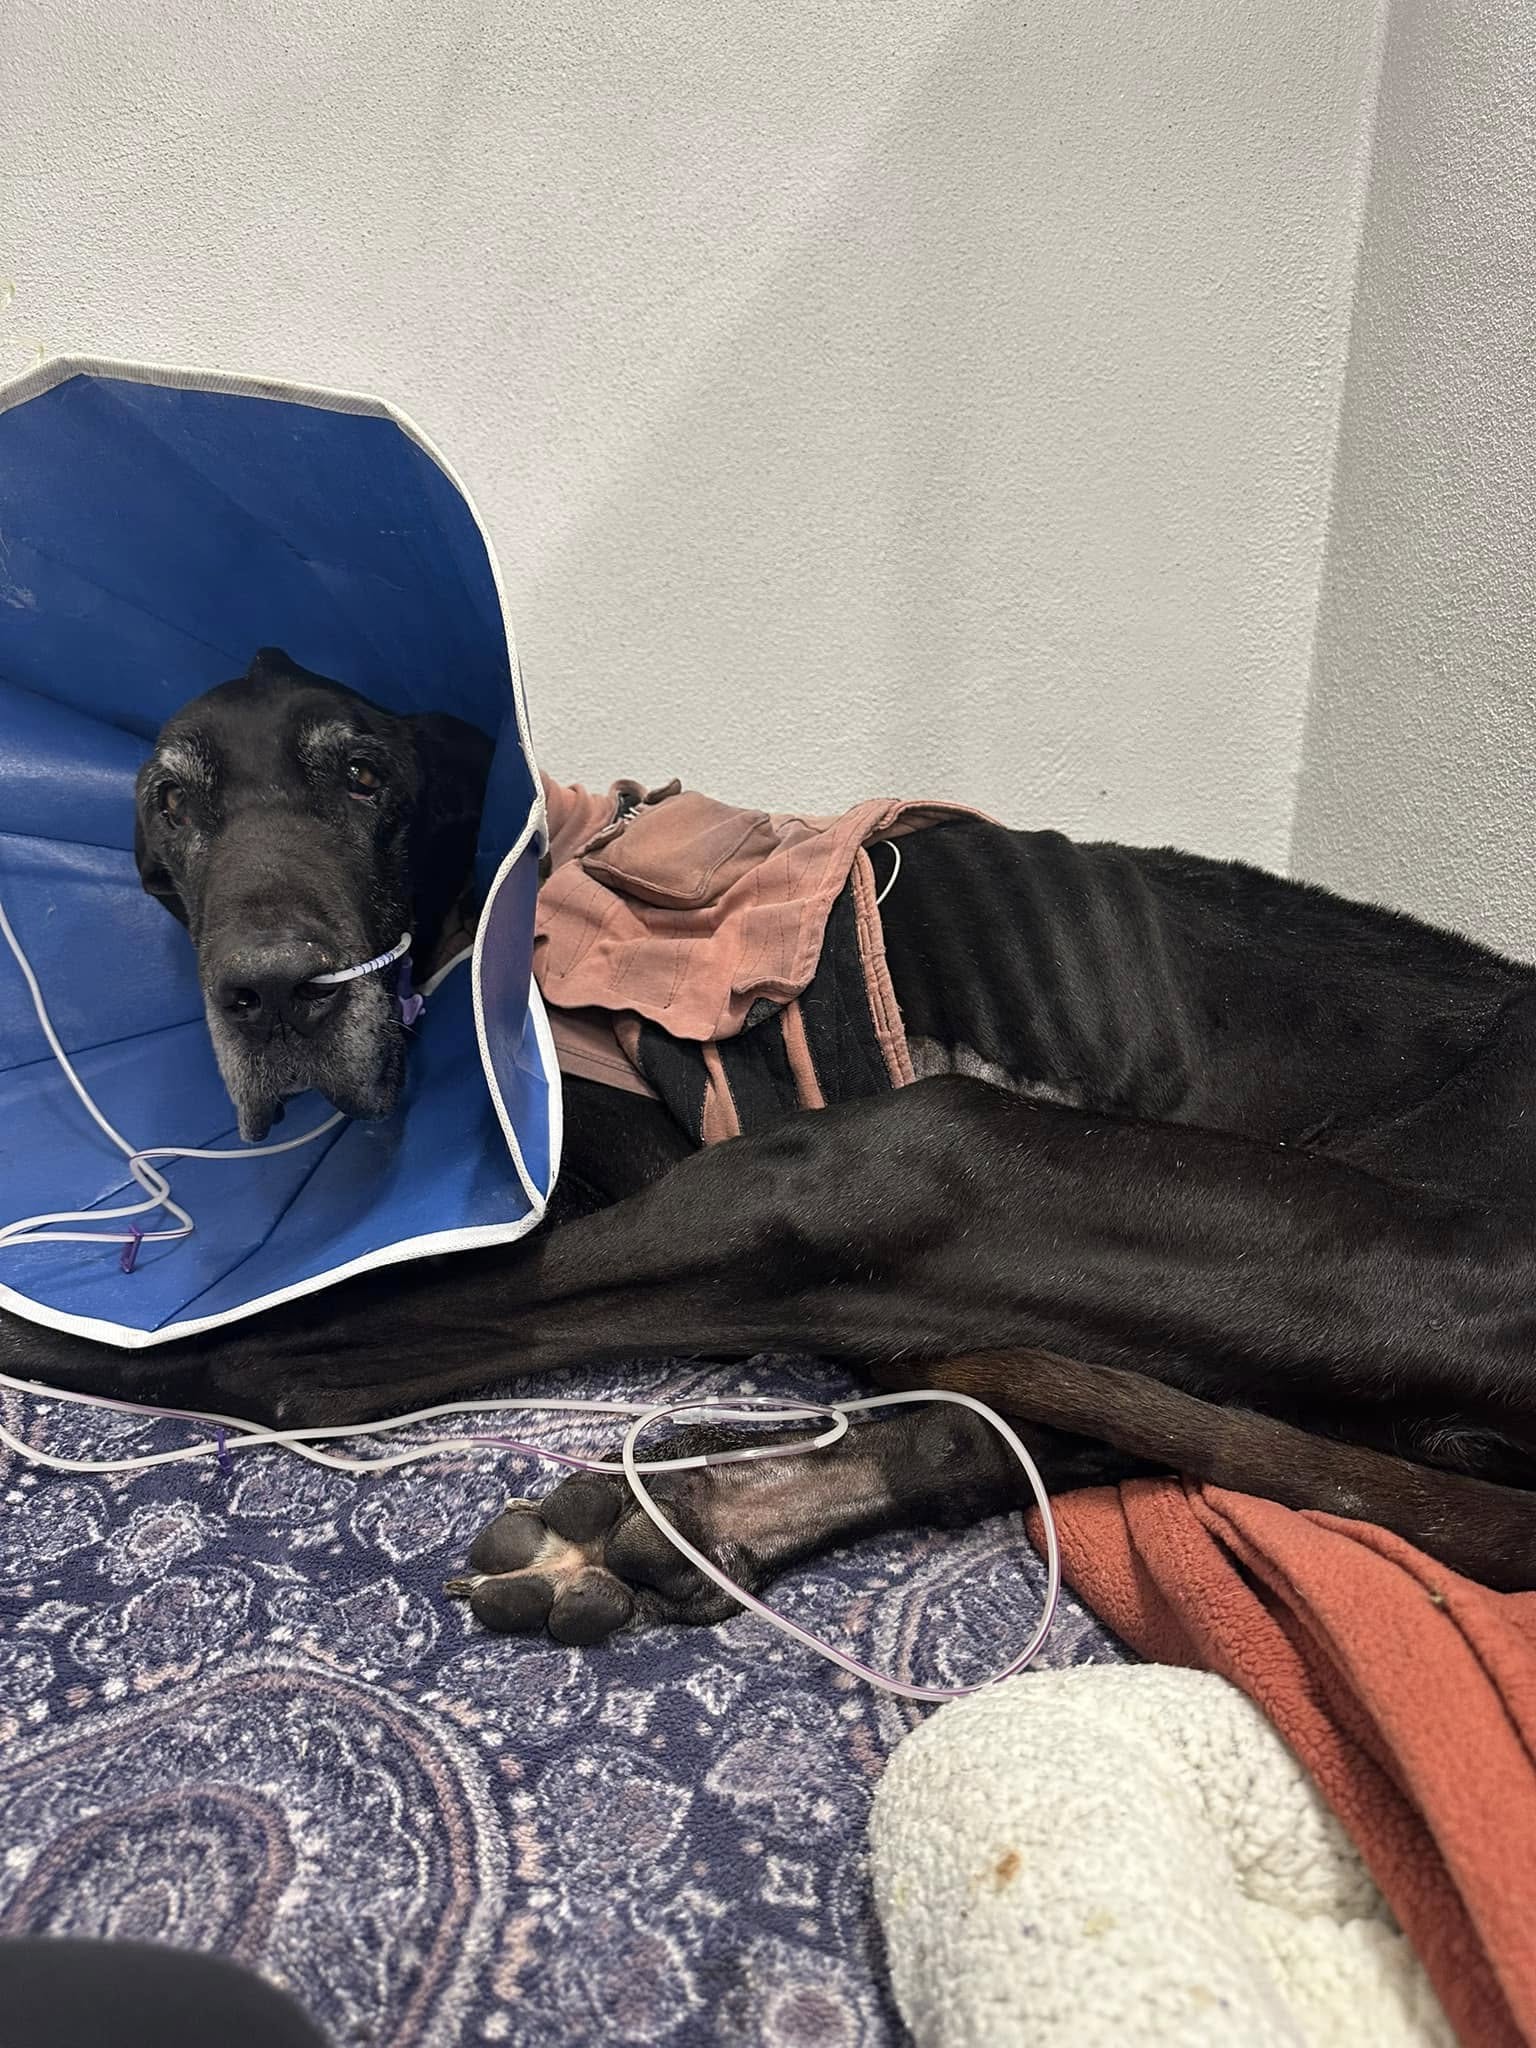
(1041, 1481), (1536, 2048)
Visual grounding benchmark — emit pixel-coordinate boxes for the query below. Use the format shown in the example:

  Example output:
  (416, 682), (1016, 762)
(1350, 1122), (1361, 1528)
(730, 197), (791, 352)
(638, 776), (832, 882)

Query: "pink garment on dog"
(535, 774), (984, 1129)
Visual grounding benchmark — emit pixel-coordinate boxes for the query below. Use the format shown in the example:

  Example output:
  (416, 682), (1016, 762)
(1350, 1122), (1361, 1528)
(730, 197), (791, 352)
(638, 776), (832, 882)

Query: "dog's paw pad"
(547, 1567), (636, 1644)
(450, 1480), (641, 1643)
(449, 1468), (736, 1643)
(466, 1504), (550, 1575)
(539, 1473), (626, 1546)
(457, 1570), (558, 1634)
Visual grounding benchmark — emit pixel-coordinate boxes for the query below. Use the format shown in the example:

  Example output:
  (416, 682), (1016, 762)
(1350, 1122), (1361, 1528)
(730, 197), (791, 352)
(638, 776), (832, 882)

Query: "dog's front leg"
(188, 1075), (1008, 1426)
(218, 1063), (1536, 1459)
(446, 1408), (1138, 1645)
(0, 1078), (974, 1426)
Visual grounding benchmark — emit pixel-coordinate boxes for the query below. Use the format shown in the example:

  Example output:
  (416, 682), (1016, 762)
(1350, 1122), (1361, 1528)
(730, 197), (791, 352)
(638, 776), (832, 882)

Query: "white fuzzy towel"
(870, 1665), (1453, 2048)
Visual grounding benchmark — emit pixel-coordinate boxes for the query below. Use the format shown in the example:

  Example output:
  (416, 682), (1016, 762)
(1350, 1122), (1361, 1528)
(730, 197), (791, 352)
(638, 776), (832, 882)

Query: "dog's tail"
(871, 1347), (1536, 1591)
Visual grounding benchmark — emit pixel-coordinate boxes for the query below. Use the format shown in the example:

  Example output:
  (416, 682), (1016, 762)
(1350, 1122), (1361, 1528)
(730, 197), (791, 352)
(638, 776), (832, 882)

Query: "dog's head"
(135, 648), (493, 1142)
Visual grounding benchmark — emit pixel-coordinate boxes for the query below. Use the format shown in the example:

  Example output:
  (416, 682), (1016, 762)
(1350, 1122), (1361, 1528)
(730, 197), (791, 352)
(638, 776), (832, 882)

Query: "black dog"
(6, 649), (1536, 1648)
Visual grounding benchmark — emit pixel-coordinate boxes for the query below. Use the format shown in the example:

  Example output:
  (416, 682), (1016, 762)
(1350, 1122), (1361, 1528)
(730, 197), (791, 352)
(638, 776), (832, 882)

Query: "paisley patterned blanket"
(0, 1354), (1129, 2047)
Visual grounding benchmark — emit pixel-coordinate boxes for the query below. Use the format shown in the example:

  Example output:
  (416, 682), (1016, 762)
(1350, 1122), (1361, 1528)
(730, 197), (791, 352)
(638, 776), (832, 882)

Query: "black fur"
(7, 652), (1536, 1638)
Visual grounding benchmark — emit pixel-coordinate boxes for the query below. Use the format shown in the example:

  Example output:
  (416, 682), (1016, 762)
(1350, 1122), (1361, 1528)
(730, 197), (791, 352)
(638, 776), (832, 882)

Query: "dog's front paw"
(447, 1465), (749, 1646)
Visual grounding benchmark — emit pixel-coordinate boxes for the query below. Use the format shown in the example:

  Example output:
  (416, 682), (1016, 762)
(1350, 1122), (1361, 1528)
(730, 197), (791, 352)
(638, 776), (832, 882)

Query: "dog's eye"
(346, 759), (382, 800)
(160, 783), (187, 828)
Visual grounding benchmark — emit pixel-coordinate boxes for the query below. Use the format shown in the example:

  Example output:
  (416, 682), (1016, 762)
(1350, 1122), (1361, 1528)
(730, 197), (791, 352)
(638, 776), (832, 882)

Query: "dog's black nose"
(211, 945), (343, 1040)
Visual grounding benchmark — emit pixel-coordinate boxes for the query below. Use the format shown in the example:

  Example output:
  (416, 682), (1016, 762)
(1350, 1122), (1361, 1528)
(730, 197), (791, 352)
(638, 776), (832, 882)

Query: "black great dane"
(5, 650), (1536, 1646)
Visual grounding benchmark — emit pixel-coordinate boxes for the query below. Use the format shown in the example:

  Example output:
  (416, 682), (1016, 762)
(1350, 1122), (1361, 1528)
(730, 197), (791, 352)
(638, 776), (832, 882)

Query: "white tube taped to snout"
(310, 931), (413, 986)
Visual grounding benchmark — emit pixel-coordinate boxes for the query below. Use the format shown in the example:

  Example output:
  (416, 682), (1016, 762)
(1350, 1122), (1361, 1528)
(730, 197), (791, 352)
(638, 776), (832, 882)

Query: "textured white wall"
(3, 1), (1381, 862)
(1292, 0), (1536, 956)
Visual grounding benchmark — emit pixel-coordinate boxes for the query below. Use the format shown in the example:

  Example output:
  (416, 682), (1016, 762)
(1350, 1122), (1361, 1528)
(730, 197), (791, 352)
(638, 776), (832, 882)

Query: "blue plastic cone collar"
(0, 359), (559, 1348)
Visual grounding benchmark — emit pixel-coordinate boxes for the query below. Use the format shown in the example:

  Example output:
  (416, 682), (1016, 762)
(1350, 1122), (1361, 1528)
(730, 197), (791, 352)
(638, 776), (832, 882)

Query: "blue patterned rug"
(0, 1352), (1129, 2046)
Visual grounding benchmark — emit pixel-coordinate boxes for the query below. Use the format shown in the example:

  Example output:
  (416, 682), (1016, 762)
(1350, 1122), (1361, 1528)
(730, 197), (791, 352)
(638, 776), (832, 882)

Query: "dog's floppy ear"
(403, 712), (495, 961)
(133, 811), (190, 927)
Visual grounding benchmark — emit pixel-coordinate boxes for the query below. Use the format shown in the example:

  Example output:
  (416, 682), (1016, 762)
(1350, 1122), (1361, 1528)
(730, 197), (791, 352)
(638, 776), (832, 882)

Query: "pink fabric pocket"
(580, 790), (779, 910)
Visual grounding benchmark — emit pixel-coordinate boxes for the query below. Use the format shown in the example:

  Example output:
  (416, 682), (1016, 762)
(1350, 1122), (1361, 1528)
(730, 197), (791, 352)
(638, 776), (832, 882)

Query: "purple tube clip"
(397, 956), (425, 1029)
